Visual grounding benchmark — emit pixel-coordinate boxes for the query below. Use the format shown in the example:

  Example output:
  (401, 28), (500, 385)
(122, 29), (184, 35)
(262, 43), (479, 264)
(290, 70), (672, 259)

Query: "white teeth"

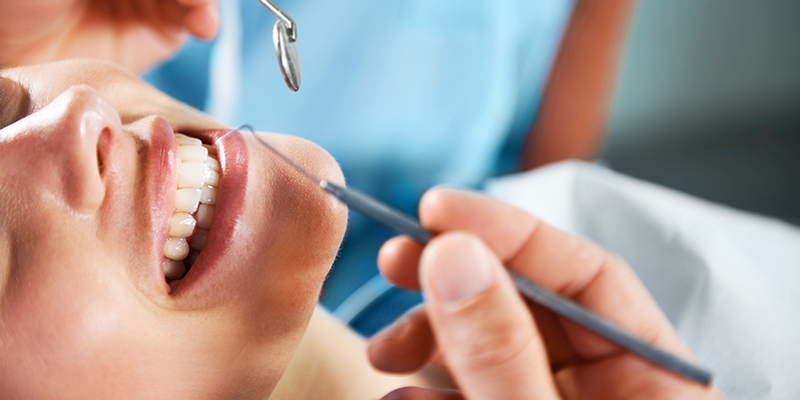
(169, 213), (197, 238)
(204, 167), (219, 187)
(164, 133), (221, 281)
(163, 259), (186, 280)
(196, 204), (215, 229)
(164, 237), (189, 260)
(199, 185), (217, 205)
(176, 137), (202, 146)
(174, 188), (202, 213)
(180, 145), (208, 162)
(191, 228), (209, 251)
(179, 162), (208, 189)
(205, 156), (220, 172)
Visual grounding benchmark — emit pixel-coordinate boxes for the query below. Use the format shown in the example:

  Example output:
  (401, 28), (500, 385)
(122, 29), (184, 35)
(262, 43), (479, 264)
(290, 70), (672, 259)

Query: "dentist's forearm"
(522, 0), (636, 169)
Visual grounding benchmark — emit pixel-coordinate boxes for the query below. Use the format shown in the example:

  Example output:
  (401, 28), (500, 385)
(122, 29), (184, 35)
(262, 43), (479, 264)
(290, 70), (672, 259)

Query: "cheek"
(0, 264), (154, 397)
(0, 255), (312, 399)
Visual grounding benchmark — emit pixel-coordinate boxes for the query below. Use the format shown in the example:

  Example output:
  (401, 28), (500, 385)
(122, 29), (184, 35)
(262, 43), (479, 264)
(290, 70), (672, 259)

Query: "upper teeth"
(163, 133), (220, 281)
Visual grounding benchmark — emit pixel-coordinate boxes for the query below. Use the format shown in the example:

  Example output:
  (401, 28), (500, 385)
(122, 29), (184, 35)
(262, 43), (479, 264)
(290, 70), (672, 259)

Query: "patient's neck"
(270, 307), (426, 399)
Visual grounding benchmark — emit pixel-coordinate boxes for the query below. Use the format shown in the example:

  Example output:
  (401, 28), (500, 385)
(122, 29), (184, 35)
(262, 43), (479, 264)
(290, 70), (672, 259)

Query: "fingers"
(177, 0), (219, 39)
(376, 187), (706, 396)
(554, 352), (726, 399)
(382, 387), (464, 400)
(419, 187), (539, 260)
(378, 236), (423, 291)
(418, 187), (691, 361)
(420, 232), (560, 400)
(368, 306), (438, 373)
(378, 235), (583, 372)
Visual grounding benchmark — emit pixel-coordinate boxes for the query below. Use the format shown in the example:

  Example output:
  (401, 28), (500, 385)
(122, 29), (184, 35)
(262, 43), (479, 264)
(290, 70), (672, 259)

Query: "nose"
(8, 85), (123, 213)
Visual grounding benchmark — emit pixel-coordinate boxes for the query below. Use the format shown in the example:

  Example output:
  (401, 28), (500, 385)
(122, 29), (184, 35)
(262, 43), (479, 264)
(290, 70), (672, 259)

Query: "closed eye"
(0, 72), (31, 131)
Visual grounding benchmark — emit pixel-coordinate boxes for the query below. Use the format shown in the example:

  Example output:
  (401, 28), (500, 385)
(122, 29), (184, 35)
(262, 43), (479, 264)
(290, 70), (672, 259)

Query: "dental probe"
(234, 125), (713, 386)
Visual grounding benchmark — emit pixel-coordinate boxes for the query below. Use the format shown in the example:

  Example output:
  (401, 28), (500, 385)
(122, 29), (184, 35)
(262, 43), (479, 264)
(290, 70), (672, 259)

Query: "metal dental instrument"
(236, 125), (713, 386)
(256, 0), (302, 91)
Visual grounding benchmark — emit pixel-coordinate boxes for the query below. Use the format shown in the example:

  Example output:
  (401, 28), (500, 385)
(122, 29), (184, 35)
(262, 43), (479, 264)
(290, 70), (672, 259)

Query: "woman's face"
(0, 60), (348, 398)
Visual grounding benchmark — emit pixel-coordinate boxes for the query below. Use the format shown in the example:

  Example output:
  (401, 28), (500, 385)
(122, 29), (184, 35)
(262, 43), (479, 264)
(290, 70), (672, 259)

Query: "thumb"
(420, 232), (560, 400)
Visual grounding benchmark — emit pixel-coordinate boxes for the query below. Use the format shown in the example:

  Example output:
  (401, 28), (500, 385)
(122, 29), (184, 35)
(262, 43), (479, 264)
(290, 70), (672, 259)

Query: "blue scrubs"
(145, 0), (574, 336)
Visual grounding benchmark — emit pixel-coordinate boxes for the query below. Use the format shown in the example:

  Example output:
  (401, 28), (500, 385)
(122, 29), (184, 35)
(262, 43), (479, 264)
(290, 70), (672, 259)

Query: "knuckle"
(455, 311), (534, 373)
(557, 233), (625, 294)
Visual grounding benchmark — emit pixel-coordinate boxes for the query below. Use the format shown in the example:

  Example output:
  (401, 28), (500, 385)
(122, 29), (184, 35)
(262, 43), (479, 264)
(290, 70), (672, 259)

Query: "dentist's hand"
(368, 187), (725, 399)
(0, 0), (219, 73)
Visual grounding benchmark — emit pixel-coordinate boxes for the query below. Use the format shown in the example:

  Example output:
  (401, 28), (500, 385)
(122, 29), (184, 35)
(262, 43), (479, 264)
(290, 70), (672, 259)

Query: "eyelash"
(0, 77), (30, 130)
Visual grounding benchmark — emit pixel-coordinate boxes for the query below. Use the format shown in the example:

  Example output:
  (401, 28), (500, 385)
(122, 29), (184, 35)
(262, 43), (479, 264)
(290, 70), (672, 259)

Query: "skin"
(0, 0), (634, 168)
(0, 61), (724, 399)
(523, 0), (637, 169)
(0, 0), (219, 74)
(0, 59), (358, 398)
(0, 3), (723, 397)
(368, 187), (728, 399)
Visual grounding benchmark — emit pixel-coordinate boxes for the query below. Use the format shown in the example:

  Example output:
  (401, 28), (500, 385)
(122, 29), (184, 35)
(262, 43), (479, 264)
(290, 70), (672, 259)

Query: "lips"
(164, 128), (248, 295)
(138, 122), (249, 295)
(141, 126), (347, 305)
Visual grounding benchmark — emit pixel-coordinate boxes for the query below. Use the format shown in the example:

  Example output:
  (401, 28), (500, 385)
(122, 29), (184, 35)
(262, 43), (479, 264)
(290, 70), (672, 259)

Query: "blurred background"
(602, 0), (800, 224)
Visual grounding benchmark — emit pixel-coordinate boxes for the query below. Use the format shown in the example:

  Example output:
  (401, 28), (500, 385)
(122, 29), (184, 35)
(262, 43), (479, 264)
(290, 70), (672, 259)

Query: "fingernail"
(428, 233), (495, 304)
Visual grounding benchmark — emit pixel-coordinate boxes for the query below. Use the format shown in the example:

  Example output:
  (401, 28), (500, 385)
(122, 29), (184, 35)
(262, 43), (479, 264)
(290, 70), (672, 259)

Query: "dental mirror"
(256, 0), (302, 91)
(273, 20), (301, 91)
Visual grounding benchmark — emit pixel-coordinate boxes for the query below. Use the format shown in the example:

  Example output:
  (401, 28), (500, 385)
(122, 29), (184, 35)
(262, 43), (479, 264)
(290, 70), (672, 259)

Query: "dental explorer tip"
(235, 124), (324, 185)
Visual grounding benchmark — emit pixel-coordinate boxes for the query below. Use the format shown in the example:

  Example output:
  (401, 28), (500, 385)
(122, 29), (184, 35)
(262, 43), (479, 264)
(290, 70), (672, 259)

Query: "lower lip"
(167, 129), (248, 294)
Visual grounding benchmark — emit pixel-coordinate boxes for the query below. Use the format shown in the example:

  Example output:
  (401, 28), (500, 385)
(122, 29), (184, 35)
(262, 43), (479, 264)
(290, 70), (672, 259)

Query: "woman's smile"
(162, 127), (251, 297)
(0, 60), (348, 399)
(162, 133), (221, 282)
(161, 130), (238, 289)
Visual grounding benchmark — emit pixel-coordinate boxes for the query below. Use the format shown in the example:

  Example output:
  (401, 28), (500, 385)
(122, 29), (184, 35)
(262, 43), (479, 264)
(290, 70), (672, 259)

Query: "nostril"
(1, 85), (122, 214)
(50, 86), (121, 213)
(97, 141), (104, 176)
(97, 128), (112, 177)
(98, 150), (104, 175)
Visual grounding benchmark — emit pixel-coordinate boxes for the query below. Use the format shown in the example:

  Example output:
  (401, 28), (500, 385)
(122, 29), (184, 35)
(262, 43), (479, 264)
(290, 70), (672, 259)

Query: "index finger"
(418, 187), (693, 361)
